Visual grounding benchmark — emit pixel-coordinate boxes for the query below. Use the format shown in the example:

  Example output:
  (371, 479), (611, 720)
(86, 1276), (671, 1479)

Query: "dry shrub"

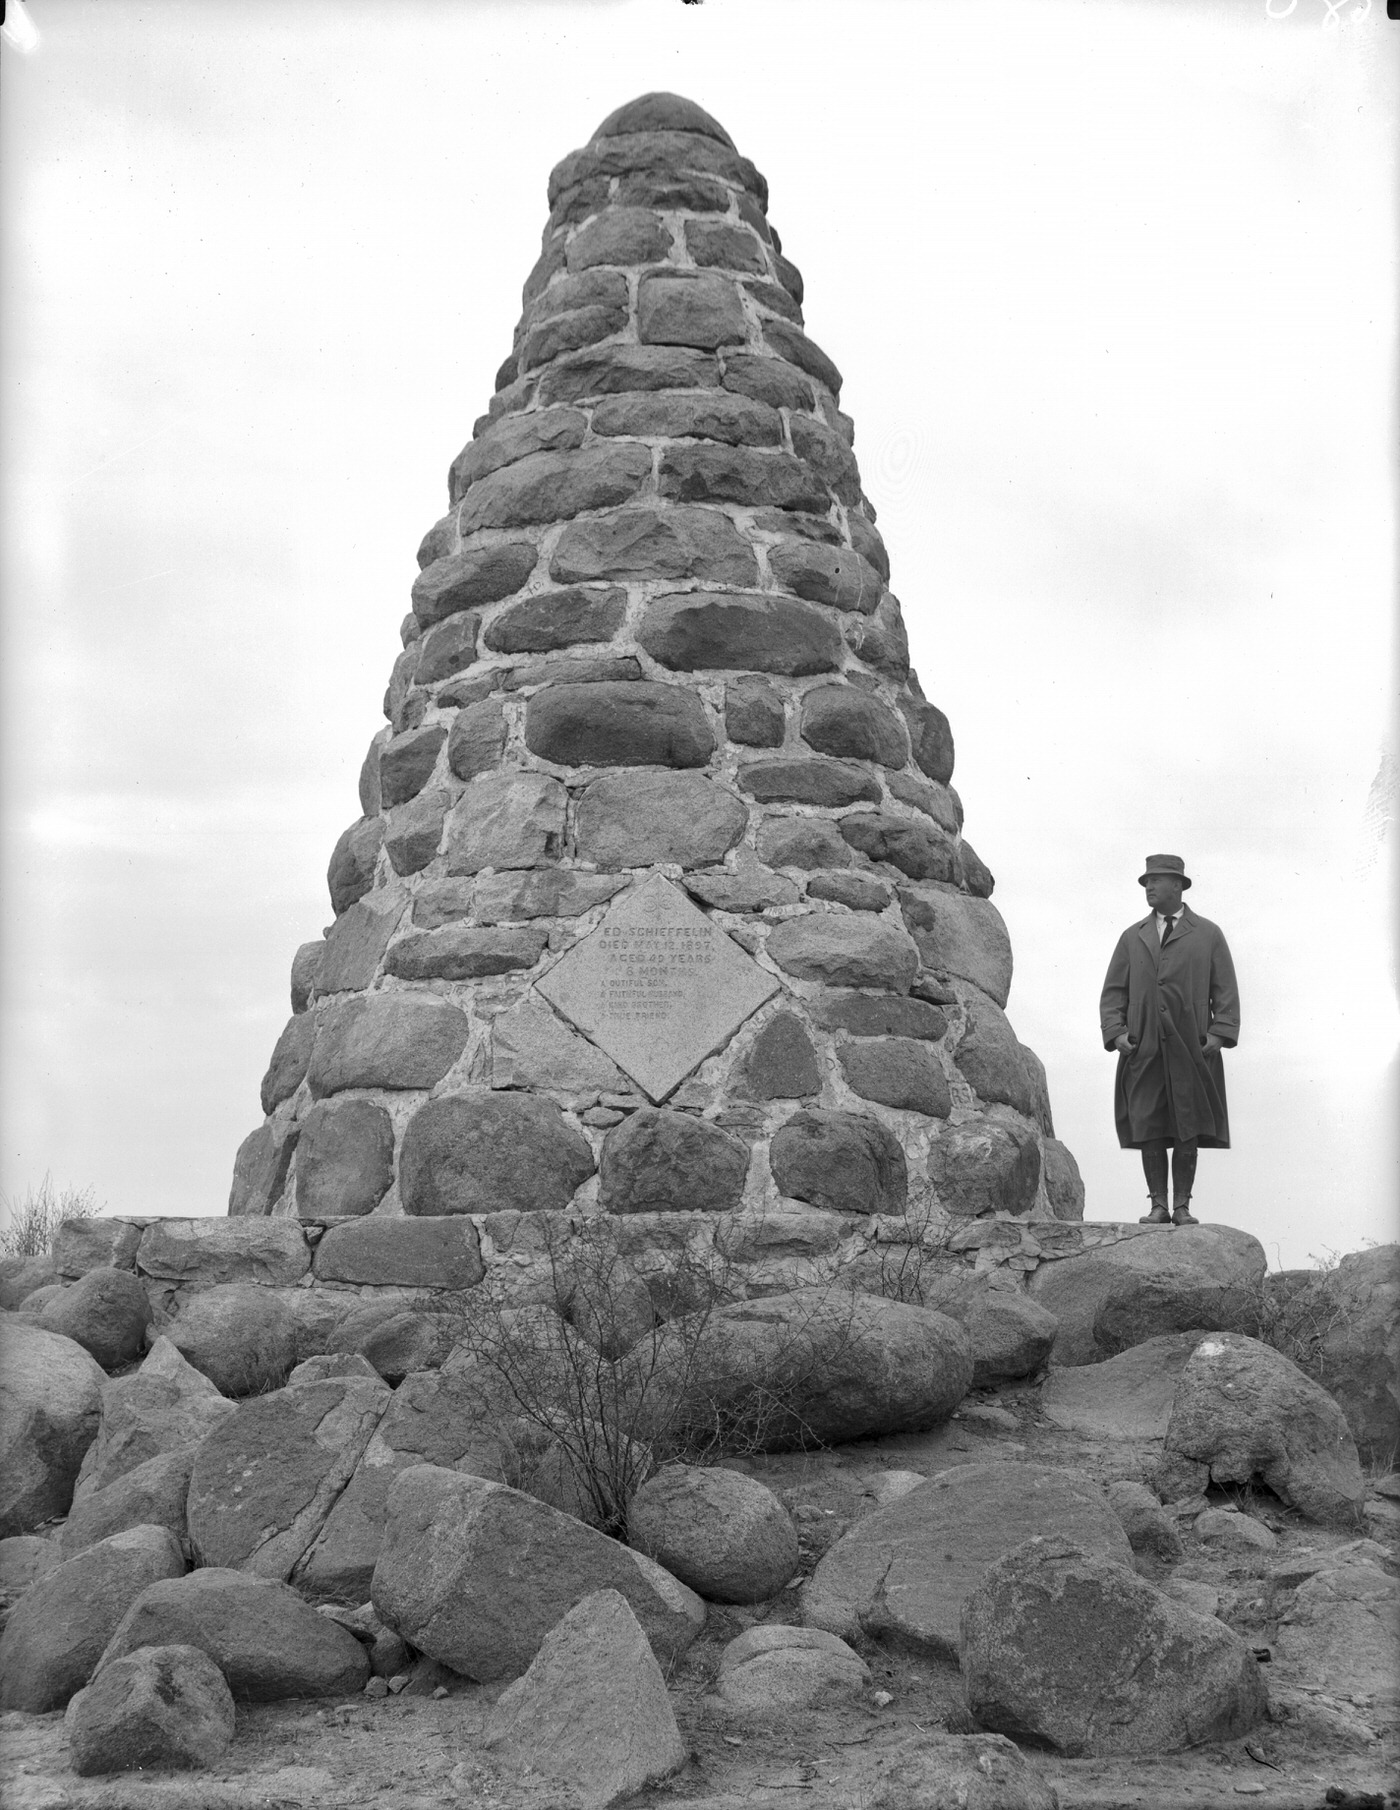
(0, 1176), (103, 1258)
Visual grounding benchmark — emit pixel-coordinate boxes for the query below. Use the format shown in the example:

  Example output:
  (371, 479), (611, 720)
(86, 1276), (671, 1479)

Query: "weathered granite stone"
(384, 787), (449, 874)
(738, 756), (880, 807)
(848, 591), (909, 678)
(290, 939), (324, 1013)
(137, 1219), (310, 1289)
(485, 585), (626, 653)
(761, 320), (842, 397)
(566, 208), (672, 271)
(721, 353), (812, 412)
(638, 273), (746, 348)
(314, 1218), (485, 1290)
(473, 869), (626, 923)
(1043, 1136), (1086, 1220)
(538, 346), (719, 405)
(593, 389), (781, 446)
(799, 686), (907, 766)
(491, 995), (623, 1094)
(888, 769), (960, 831)
(379, 725), (446, 808)
(259, 1012), (316, 1114)
(519, 300), (628, 372)
(504, 653), (642, 690)
(770, 1110), (907, 1215)
(768, 539), (883, 614)
(449, 407), (588, 504)
(629, 1467), (798, 1603)
(899, 886), (1013, 1007)
(839, 812), (956, 883)
(772, 252), (804, 304)
(318, 898), (401, 993)
(599, 1109), (750, 1214)
(399, 1089), (595, 1216)
(927, 1111), (1041, 1218)
(551, 505), (757, 587)
(790, 415), (861, 502)
(446, 770), (567, 872)
(716, 1625), (871, 1720)
(73, 1338), (235, 1500)
(901, 696), (955, 783)
(293, 1099), (395, 1219)
(955, 990), (1037, 1116)
(53, 1218), (143, 1280)
(0, 1253), (57, 1310)
(724, 677), (785, 746)
(615, 169), (731, 210)
(525, 682), (715, 768)
(385, 922), (548, 981)
(766, 915), (919, 991)
(414, 611), (480, 686)
(683, 218), (768, 273)
(812, 991), (947, 1040)
(756, 816), (852, 870)
(575, 770), (748, 870)
(65, 1643), (235, 1776)
(0, 1321), (104, 1537)
(839, 1040), (951, 1117)
(327, 817), (384, 914)
(805, 872), (889, 916)
(657, 445), (829, 514)
(446, 697), (507, 782)
(682, 857), (799, 912)
(412, 542), (538, 628)
(308, 994), (470, 1096)
(36, 1269), (151, 1372)
(740, 1013), (821, 1099)
(166, 1285), (300, 1398)
(59, 1448), (197, 1556)
(460, 444), (651, 533)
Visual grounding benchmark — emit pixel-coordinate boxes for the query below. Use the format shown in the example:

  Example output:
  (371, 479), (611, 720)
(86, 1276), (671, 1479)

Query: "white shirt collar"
(1157, 906), (1184, 922)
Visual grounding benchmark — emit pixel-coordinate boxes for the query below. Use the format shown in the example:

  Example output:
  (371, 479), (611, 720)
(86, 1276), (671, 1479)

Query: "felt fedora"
(1138, 853), (1192, 889)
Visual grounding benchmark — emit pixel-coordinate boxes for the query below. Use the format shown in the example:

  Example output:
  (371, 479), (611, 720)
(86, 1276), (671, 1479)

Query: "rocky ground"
(3, 1378), (1395, 1810)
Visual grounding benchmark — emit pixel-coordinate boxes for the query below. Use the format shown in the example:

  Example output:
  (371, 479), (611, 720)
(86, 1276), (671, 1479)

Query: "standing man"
(1099, 855), (1239, 1225)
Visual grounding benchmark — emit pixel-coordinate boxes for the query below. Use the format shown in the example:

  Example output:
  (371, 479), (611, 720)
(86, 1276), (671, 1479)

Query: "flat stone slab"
(537, 873), (777, 1102)
(1040, 1332), (1211, 1441)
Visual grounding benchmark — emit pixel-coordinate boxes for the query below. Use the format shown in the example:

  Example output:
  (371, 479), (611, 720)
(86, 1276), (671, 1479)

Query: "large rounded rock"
(766, 914), (919, 992)
(66, 1643), (235, 1776)
(915, 1273), (1058, 1386)
(164, 1283), (300, 1398)
(737, 756), (881, 808)
(97, 1568), (369, 1700)
(1028, 1224), (1267, 1367)
(866, 1733), (1058, 1810)
(674, 1288), (971, 1451)
(1155, 1333), (1366, 1525)
(307, 993), (470, 1096)
(599, 1109), (750, 1215)
(839, 1039), (951, 1117)
(371, 1466), (705, 1681)
(0, 1252), (59, 1310)
(73, 1336), (236, 1500)
(800, 1463), (1132, 1658)
(1283, 1245), (1399, 1463)
(639, 591), (843, 675)
(799, 685), (908, 765)
(293, 1097), (395, 1218)
(550, 504), (758, 588)
(627, 1465), (798, 1603)
(0, 1320), (104, 1536)
(36, 1268), (151, 1371)
(714, 1624), (869, 1719)
(770, 1109), (908, 1215)
(927, 1111), (1041, 1218)
(953, 990), (1037, 1116)
(838, 811), (955, 883)
(525, 681), (715, 768)
(399, 1089), (596, 1215)
(187, 1374), (390, 1579)
(445, 770), (568, 873)
(960, 1537), (1267, 1755)
(0, 1524), (185, 1711)
(576, 770), (748, 870)
(1040, 1332), (1207, 1443)
(899, 886), (1013, 1008)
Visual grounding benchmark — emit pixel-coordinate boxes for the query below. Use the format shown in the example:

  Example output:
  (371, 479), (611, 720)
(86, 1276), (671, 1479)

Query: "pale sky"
(1, 0), (1395, 1270)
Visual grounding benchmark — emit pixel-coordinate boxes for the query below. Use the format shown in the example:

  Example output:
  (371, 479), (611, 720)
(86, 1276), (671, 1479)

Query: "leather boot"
(1139, 1200), (1171, 1225)
(1172, 1202), (1199, 1226)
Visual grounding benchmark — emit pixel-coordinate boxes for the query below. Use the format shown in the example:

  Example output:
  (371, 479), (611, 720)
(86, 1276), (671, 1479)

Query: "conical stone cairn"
(231, 92), (1084, 1234)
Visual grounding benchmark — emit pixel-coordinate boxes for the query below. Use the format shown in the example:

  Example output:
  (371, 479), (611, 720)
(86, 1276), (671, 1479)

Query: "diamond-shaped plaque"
(536, 873), (779, 1103)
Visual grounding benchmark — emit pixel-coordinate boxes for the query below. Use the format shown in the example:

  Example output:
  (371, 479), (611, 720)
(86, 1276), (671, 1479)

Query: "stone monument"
(229, 91), (1084, 1235)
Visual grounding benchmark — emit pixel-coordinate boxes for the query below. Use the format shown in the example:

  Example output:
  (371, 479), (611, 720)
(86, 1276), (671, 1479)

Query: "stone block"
(385, 922), (548, 981)
(839, 1039), (951, 1117)
(290, 939), (324, 1013)
(484, 585), (626, 653)
(538, 346), (719, 405)
(658, 444), (829, 513)
(228, 1120), (299, 1216)
(769, 1110), (907, 1215)
(318, 897), (401, 993)
(327, 817), (384, 915)
(449, 407), (588, 505)
(887, 769), (960, 831)
(639, 591), (843, 675)
(766, 914), (919, 991)
(379, 724), (446, 808)
(575, 770), (748, 869)
(599, 1108), (750, 1214)
(524, 681), (715, 768)
(615, 170), (731, 211)
(737, 757), (880, 807)
(954, 989), (1036, 1115)
(799, 686), (908, 766)
(740, 1012), (821, 1099)
(847, 591), (909, 678)
(490, 995), (623, 1094)
(761, 320), (841, 397)
(724, 677), (785, 746)
(519, 300), (628, 371)
(682, 858), (799, 912)
(459, 444), (651, 533)
(756, 816), (852, 870)
(259, 1011), (317, 1114)
(899, 885), (1013, 1007)
(445, 770), (567, 872)
(721, 353), (813, 411)
(446, 697), (507, 782)
(504, 653), (642, 689)
(839, 811), (956, 883)
(566, 208), (672, 270)
(790, 414), (861, 503)
(52, 1218), (143, 1280)
(768, 539), (883, 613)
(551, 504), (757, 587)
(136, 1219), (310, 1289)
(812, 991), (946, 1041)
(384, 787), (449, 875)
(399, 1089), (595, 1216)
(308, 994), (470, 1096)
(415, 611), (480, 684)
(927, 1111), (1042, 1218)
(313, 1218), (485, 1290)
(638, 273), (746, 348)
(472, 869), (626, 923)
(592, 389), (781, 446)
(293, 1099), (395, 1219)
(805, 872), (891, 912)
(901, 695), (955, 783)
(411, 542), (538, 628)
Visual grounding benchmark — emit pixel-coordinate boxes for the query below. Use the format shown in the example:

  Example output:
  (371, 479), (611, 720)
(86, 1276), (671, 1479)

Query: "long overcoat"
(1099, 905), (1239, 1149)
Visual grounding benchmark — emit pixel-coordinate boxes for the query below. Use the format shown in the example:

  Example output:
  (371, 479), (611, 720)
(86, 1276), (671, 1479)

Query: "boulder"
(492, 995), (625, 1094)
(187, 1374), (390, 1579)
(866, 1733), (1058, 1810)
(756, 815), (853, 870)
(164, 1283), (300, 1398)
(953, 991), (1036, 1116)
(838, 811), (955, 883)
(1194, 1506), (1276, 1553)
(316, 897), (402, 992)
(293, 1098), (396, 1218)
(627, 1465), (798, 1603)
(65, 1644), (235, 1776)
(98, 1568), (369, 1700)
(739, 1012), (822, 1099)
(73, 1337), (236, 1499)
(912, 1272), (1057, 1386)
(525, 681), (715, 768)
(674, 1288), (971, 1452)
(446, 697), (506, 781)
(1106, 1480), (1186, 1566)
(1274, 1559), (1400, 1706)
(308, 992), (470, 1096)
(639, 590), (843, 675)
(1289, 1245), (1399, 1463)
(838, 1039), (951, 1117)
(737, 755), (881, 808)
(445, 770), (568, 873)
(35, 1267), (151, 1371)
(801, 1462), (1132, 1658)
(550, 504), (758, 589)
(1040, 1332), (1208, 1443)
(725, 677), (786, 746)
(0, 1252), (58, 1309)
(960, 1537), (1267, 1754)
(485, 584), (626, 652)
(898, 887), (1013, 1009)
(1155, 1333), (1366, 1525)
(926, 1110), (1041, 1218)
(575, 769), (749, 870)
(292, 1369), (514, 1603)
(326, 1305), (457, 1383)
(410, 540), (538, 627)
(52, 1218), (142, 1280)
(0, 1524), (185, 1711)
(1043, 1137), (1086, 1220)
(714, 1624), (870, 1719)
(484, 1590), (686, 1808)
(59, 1448), (197, 1556)
(0, 1320), (104, 1536)
(313, 1217), (485, 1290)
(766, 914), (919, 992)
(399, 1089), (596, 1216)
(770, 1109), (908, 1216)
(599, 1108), (751, 1215)
(0, 1535), (60, 1625)
(371, 1466), (705, 1680)
(1027, 1224), (1267, 1367)
(136, 1216), (311, 1289)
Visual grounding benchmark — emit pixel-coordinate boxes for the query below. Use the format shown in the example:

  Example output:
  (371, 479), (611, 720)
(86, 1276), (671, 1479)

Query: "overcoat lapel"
(1136, 915), (1158, 959)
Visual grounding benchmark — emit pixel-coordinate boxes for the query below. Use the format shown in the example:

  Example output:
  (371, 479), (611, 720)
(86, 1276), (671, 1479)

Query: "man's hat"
(1138, 853), (1191, 890)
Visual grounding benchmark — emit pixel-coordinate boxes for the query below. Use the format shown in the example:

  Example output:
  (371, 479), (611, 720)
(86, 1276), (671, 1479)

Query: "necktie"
(1160, 914), (1173, 944)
